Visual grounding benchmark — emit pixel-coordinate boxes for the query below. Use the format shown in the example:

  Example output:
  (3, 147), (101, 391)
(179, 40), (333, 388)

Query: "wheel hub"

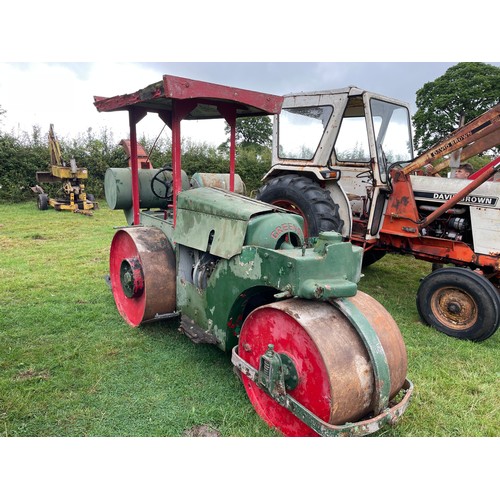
(258, 345), (299, 393)
(417, 267), (500, 341)
(120, 257), (144, 298)
(447, 301), (461, 315)
(433, 287), (478, 329)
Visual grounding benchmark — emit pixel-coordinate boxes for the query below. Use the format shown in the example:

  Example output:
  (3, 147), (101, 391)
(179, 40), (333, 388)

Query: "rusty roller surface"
(238, 291), (407, 436)
(109, 227), (176, 326)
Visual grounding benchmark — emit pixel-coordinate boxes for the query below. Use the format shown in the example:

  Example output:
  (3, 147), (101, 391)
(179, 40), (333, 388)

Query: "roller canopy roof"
(94, 74), (284, 119)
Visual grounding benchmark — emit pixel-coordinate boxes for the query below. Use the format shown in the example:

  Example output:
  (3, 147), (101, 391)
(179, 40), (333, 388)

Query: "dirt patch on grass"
(184, 424), (221, 437)
(105, 349), (121, 357)
(0, 237), (22, 250)
(15, 369), (51, 381)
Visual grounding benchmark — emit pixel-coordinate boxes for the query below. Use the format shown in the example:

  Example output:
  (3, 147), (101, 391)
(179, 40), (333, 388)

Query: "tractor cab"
(266, 86), (414, 240)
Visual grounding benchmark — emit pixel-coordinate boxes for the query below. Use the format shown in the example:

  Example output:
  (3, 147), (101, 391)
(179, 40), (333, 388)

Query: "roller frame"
(231, 346), (413, 437)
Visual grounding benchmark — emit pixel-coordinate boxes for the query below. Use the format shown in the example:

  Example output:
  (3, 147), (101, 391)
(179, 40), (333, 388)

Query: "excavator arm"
(48, 123), (64, 167)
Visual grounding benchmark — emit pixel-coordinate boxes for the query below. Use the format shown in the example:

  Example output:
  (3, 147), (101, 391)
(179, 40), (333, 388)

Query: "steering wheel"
(151, 165), (173, 200)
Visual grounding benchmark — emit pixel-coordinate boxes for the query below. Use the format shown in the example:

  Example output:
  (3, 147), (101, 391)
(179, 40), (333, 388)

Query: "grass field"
(0, 201), (498, 438)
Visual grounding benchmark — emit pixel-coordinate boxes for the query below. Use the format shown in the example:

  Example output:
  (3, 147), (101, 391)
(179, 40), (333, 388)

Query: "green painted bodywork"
(174, 188), (304, 259)
(175, 233), (361, 351)
(107, 183), (408, 433)
(122, 187), (362, 352)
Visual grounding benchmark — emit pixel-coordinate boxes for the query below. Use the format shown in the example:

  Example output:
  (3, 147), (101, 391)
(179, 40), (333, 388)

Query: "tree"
(412, 62), (500, 154)
(222, 115), (273, 149)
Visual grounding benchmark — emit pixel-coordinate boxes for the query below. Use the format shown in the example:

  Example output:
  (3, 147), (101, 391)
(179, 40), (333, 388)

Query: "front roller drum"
(235, 291), (412, 436)
(109, 227), (176, 326)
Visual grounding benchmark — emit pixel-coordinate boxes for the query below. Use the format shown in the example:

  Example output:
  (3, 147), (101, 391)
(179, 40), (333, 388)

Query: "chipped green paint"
(175, 233), (362, 352)
(244, 212), (304, 249)
(174, 188), (287, 259)
(134, 189), (363, 353)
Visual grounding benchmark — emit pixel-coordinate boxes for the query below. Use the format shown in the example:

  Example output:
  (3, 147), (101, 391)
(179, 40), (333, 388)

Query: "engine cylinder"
(104, 168), (189, 210)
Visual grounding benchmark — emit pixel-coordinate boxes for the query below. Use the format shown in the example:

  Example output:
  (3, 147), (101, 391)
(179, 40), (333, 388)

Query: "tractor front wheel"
(256, 174), (343, 238)
(416, 267), (500, 342)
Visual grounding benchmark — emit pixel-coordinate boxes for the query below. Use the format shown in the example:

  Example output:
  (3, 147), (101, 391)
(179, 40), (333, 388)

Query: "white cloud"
(0, 62), (229, 146)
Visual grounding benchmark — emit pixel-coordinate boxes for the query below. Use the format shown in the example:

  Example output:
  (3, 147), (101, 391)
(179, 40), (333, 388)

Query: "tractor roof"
(94, 74), (283, 119)
(283, 86), (365, 97)
(282, 85), (410, 108)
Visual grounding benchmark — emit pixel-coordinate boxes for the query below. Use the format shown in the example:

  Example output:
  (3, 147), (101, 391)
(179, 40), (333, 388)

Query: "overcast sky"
(2, 61), (499, 148)
(1, 3), (498, 148)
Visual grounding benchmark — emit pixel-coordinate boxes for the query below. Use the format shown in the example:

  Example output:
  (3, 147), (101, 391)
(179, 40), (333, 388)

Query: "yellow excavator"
(32, 124), (98, 215)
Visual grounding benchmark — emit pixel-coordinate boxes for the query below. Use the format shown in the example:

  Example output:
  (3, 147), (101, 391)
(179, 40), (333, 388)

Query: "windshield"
(278, 106), (333, 160)
(335, 115), (370, 162)
(370, 98), (413, 181)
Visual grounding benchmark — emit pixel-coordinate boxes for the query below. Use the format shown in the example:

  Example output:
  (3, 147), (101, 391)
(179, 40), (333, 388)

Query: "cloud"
(1, 62), (499, 147)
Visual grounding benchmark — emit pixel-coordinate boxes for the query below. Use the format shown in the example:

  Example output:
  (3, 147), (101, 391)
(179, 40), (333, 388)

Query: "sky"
(1, 3), (497, 149)
(2, 61), (499, 149)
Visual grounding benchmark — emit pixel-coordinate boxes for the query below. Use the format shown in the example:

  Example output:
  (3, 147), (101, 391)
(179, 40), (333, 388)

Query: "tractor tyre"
(37, 194), (49, 210)
(256, 174), (343, 238)
(362, 249), (386, 268)
(416, 267), (500, 342)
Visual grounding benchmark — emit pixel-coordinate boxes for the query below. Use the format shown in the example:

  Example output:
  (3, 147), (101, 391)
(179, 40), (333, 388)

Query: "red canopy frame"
(94, 75), (284, 225)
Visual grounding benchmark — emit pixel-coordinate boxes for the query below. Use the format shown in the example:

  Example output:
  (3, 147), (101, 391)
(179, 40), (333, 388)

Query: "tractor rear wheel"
(416, 267), (500, 342)
(238, 291), (408, 436)
(256, 174), (343, 238)
(109, 227), (176, 326)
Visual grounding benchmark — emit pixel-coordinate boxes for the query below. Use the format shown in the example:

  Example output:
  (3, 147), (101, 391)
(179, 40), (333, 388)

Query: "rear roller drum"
(109, 227), (176, 326)
(237, 291), (408, 436)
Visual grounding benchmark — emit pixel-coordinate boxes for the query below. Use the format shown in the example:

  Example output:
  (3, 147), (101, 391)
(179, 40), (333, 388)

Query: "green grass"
(0, 202), (498, 437)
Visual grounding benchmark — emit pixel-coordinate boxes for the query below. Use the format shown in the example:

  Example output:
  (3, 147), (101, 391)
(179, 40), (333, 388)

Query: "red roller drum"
(109, 227), (176, 326)
(238, 291), (407, 436)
